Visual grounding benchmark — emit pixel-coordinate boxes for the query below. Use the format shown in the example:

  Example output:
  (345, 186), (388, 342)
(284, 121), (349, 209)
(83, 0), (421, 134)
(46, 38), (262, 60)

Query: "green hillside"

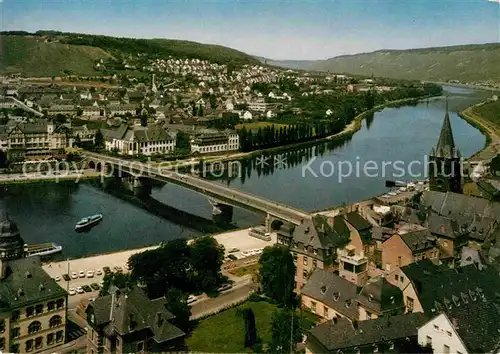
(271, 43), (500, 82)
(0, 31), (259, 77)
(0, 35), (112, 77)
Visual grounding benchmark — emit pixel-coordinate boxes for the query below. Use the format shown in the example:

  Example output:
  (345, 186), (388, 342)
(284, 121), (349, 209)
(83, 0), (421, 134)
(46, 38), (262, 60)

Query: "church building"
(428, 100), (462, 193)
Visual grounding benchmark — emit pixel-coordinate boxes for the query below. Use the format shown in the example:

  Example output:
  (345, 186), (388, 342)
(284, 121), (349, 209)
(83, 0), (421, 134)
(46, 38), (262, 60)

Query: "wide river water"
(0, 86), (489, 258)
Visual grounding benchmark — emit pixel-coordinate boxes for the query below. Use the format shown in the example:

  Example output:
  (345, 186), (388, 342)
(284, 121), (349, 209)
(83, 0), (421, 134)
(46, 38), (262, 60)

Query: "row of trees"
(238, 120), (346, 152)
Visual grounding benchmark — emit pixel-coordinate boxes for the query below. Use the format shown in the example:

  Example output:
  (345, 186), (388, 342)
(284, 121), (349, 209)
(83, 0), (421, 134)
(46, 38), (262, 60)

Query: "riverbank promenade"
(0, 169), (100, 184)
(42, 227), (275, 291)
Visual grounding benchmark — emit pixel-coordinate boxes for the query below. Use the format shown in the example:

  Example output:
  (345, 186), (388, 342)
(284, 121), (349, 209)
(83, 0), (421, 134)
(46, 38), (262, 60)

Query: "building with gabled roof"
(381, 229), (440, 272)
(356, 277), (405, 320)
(102, 124), (176, 156)
(86, 286), (185, 354)
(301, 269), (359, 321)
(306, 312), (428, 354)
(301, 268), (405, 322)
(417, 266), (500, 353)
(277, 215), (352, 291)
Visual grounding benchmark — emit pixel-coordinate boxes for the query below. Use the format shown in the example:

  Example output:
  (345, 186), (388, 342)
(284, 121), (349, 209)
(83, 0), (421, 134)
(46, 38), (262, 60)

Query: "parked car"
(62, 274), (71, 281)
(96, 269), (103, 276)
(227, 254), (237, 261)
(114, 266), (123, 273)
(82, 285), (92, 292)
(76, 287), (84, 294)
(68, 288), (76, 296)
(54, 276), (61, 282)
(218, 283), (233, 292)
(229, 248), (240, 253)
(79, 271), (85, 278)
(86, 271), (94, 278)
(187, 295), (197, 304)
(103, 266), (111, 274)
(90, 283), (100, 291)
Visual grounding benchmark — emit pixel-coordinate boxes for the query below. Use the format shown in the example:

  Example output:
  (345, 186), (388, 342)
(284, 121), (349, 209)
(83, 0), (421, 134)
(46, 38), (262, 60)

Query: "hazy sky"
(1, 0), (499, 60)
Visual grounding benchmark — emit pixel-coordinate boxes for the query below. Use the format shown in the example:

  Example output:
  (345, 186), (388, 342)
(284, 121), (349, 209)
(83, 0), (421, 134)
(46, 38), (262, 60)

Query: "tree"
(270, 309), (301, 354)
(190, 236), (225, 292)
(99, 272), (131, 297)
(175, 131), (190, 151)
(209, 95), (217, 109)
(140, 115), (148, 127)
(128, 239), (192, 298)
(241, 307), (257, 348)
(259, 246), (296, 307)
(0, 150), (7, 168)
(94, 129), (104, 151)
(164, 288), (191, 331)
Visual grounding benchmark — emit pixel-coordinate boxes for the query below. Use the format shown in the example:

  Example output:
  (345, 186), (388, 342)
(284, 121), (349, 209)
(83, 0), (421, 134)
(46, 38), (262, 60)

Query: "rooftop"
(88, 286), (184, 343)
(307, 313), (427, 352)
(0, 257), (67, 310)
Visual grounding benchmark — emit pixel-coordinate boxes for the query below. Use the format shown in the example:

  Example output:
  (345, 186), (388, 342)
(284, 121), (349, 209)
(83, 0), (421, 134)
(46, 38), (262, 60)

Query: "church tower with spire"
(428, 99), (462, 193)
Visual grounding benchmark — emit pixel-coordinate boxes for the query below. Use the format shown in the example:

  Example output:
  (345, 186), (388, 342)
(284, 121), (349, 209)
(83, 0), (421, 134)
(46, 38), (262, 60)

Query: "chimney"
(156, 312), (163, 327)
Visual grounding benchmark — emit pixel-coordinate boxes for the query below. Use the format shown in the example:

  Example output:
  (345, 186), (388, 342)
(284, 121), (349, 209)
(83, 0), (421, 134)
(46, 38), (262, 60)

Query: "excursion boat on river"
(24, 242), (63, 258)
(75, 214), (103, 231)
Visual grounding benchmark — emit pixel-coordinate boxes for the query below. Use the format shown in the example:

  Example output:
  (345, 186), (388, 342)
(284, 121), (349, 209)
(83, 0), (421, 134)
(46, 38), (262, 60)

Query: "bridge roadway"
(83, 152), (311, 225)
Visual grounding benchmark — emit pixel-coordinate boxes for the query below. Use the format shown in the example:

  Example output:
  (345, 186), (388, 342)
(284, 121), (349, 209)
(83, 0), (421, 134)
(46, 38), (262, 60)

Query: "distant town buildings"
(0, 121), (71, 161)
(190, 129), (239, 155)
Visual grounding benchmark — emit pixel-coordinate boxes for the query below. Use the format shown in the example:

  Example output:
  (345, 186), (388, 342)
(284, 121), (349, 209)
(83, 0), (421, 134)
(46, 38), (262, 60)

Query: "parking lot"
(42, 228), (275, 304)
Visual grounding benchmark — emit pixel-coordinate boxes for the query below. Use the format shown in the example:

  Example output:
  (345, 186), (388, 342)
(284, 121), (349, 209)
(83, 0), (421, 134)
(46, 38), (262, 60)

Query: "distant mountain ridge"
(0, 31), (259, 77)
(259, 43), (500, 82)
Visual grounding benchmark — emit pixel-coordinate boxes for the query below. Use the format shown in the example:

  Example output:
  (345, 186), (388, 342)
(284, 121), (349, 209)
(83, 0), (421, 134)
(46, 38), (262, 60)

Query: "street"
(190, 275), (257, 319)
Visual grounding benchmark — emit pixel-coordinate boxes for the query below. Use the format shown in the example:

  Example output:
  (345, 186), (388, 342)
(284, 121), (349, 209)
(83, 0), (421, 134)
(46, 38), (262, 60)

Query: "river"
(0, 86), (489, 258)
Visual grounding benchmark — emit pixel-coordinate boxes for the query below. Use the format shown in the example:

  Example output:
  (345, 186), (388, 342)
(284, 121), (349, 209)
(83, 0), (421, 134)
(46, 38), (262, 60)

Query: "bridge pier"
(212, 202), (234, 224)
(121, 175), (152, 197)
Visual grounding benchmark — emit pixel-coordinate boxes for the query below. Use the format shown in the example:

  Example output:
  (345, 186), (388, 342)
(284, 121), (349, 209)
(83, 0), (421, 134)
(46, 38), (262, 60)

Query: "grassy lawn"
(229, 263), (260, 278)
(186, 301), (319, 353)
(235, 121), (289, 131)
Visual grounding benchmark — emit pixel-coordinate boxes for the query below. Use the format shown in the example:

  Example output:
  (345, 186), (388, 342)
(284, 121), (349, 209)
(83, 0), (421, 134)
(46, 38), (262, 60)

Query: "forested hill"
(265, 43), (500, 83)
(0, 31), (259, 77)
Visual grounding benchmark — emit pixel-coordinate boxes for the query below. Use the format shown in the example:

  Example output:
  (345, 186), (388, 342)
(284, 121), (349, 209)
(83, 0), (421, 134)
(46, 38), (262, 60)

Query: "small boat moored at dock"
(24, 242), (63, 258)
(75, 214), (103, 231)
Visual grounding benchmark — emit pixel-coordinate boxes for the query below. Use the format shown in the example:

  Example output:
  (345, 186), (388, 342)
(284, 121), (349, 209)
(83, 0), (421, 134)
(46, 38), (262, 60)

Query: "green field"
(235, 122), (289, 131)
(472, 100), (500, 131)
(229, 264), (261, 278)
(0, 36), (111, 77)
(186, 301), (318, 353)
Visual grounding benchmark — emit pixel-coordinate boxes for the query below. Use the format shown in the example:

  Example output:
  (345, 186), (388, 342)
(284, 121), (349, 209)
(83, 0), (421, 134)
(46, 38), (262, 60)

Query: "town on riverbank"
(1, 29), (500, 354)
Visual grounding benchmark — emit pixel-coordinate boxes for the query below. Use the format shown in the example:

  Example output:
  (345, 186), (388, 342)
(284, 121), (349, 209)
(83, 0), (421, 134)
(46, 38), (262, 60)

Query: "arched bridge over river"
(83, 152), (311, 228)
